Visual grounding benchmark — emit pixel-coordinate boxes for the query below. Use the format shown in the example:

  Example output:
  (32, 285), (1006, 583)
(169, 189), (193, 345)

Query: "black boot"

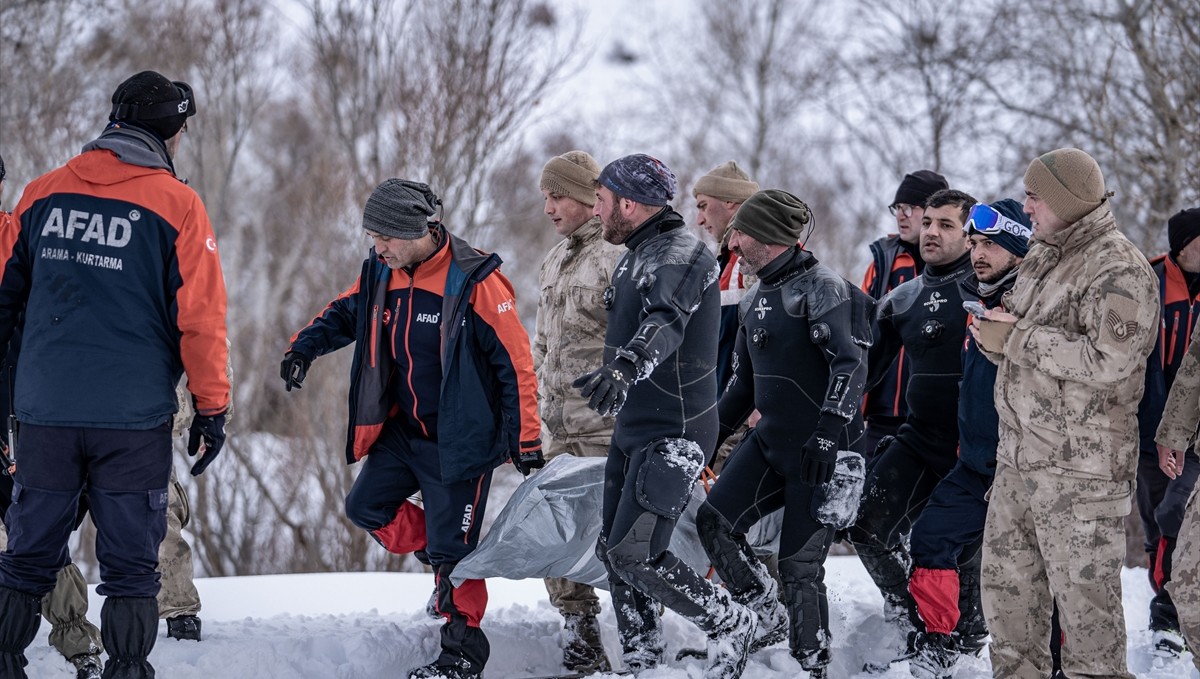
(953, 566), (988, 655)
(166, 615), (201, 641)
(855, 541), (918, 636)
(0, 586), (43, 679)
(696, 502), (788, 652)
(778, 546), (832, 674)
(609, 581), (663, 673)
(100, 596), (157, 679)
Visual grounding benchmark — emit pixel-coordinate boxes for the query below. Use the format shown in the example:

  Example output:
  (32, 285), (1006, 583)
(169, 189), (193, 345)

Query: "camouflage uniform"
(981, 204), (1158, 679)
(530, 216), (621, 615)
(1155, 317), (1200, 671)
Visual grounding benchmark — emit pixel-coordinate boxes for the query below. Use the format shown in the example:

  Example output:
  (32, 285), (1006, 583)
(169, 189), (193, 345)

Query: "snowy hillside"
(20, 558), (1199, 678)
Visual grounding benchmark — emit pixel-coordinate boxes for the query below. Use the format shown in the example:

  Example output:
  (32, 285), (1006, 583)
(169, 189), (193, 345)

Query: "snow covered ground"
(20, 557), (1200, 678)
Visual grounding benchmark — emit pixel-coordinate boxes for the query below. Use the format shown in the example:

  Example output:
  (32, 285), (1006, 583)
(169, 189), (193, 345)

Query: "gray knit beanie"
(362, 179), (441, 239)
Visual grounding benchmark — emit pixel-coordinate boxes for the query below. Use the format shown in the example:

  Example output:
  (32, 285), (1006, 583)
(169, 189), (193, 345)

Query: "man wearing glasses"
(860, 170), (949, 459)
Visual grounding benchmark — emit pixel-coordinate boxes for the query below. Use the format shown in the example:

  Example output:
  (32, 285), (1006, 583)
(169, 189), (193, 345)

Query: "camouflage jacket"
(992, 204), (1159, 481)
(532, 217), (622, 445)
(1156, 318), (1200, 451)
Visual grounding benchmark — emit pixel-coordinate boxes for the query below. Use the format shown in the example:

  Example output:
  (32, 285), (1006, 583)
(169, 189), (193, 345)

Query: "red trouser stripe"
(909, 566), (960, 635)
(1154, 535), (1169, 590)
(372, 501), (428, 554)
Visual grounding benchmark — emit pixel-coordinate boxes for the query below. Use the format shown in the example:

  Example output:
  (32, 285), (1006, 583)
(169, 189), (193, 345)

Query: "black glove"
(800, 413), (844, 486)
(511, 448), (546, 476)
(187, 411), (227, 476)
(572, 355), (638, 417)
(280, 351), (311, 392)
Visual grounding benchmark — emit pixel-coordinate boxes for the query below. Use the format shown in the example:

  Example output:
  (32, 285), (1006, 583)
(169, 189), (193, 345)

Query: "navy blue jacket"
(956, 272), (1017, 476)
(1137, 254), (1200, 454)
(288, 226), (541, 483)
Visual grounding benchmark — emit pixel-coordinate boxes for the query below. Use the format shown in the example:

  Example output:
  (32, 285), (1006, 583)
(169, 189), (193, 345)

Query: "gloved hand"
(187, 410), (227, 476)
(800, 413), (844, 486)
(511, 447), (546, 476)
(280, 351), (311, 392)
(572, 355), (638, 417)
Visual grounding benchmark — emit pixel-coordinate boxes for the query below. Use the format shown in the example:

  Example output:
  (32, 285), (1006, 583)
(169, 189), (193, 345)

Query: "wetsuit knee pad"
(634, 438), (704, 519)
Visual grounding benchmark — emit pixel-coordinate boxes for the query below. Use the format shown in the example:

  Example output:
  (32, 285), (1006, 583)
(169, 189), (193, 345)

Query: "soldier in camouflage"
(1153, 239), (1200, 671)
(972, 148), (1159, 679)
(530, 150), (622, 674)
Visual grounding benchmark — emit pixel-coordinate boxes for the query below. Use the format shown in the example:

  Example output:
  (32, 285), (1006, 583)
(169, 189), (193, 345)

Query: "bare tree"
(977, 0), (1200, 250)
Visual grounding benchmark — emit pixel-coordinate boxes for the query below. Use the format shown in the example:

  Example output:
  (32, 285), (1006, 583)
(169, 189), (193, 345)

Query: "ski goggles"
(964, 203), (1031, 240)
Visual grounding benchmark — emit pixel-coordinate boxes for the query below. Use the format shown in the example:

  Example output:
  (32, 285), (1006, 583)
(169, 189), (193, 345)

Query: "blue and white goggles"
(964, 203), (1031, 240)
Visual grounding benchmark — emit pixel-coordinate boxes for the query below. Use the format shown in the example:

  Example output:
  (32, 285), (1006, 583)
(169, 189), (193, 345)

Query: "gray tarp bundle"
(452, 454), (782, 587)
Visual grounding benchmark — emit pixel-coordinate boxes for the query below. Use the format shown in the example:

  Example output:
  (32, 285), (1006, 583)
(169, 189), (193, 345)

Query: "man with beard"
(906, 199), (1041, 678)
(577, 153), (757, 678)
(696, 189), (873, 678)
(848, 189), (975, 666)
(975, 148), (1157, 679)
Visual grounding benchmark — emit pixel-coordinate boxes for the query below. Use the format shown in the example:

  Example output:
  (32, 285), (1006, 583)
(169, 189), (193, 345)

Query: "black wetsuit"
(849, 251), (973, 622)
(593, 206), (730, 664)
(697, 246), (873, 668)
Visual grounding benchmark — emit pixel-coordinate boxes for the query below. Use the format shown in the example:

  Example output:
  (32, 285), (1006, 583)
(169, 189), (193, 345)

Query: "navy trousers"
(0, 423), (172, 598)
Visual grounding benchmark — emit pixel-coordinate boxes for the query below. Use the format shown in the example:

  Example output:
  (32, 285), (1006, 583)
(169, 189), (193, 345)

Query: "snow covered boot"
(1152, 628), (1187, 658)
(746, 577), (789, 652)
(694, 501), (787, 652)
(562, 612), (611, 673)
(908, 631), (957, 679)
(0, 586), (42, 679)
(609, 582), (663, 674)
(407, 660), (480, 679)
(70, 652), (104, 679)
(166, 614), (201, 641)
(703, 599), (757, 679)
(100, 596), (157, 679)
(778, 539), (833, 675)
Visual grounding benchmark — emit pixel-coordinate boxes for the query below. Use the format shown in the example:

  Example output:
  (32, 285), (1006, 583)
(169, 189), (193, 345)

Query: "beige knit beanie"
(540, 151), (601, 207)
(1023, 148), (1106, 224)
(692, 160), (759, 203)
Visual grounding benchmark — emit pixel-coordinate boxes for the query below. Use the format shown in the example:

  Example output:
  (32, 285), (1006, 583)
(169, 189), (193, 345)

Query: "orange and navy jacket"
(860, 234), (921, 422)
(1138, 253), (1200, 453)
(287, 225), (540, 483)
(0, 147), (229, 427)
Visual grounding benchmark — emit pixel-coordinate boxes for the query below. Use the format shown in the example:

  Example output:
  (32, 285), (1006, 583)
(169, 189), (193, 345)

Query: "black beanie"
(110, 71), (196, 141)
(729, 189), (811, 246)
(1168, 207), (1200, 258)
(892, 169), (948, 208)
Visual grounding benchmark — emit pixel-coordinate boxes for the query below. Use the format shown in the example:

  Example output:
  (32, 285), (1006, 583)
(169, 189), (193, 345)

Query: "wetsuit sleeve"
(717, 325), (755, 443)
(623, 243), (717, 378)
(866, 293), (901, 391)
(287, 277), (362, 361)
(813, 286), (871, 421)
(468, 271), (541, 455)
(174, 198), (231, 416)
(1006, 261), (1159, 385)
(1137, 332), (1167, 453)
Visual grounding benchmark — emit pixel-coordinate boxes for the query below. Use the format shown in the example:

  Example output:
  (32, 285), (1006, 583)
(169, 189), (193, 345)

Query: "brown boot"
(562, 612), (611, 674)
